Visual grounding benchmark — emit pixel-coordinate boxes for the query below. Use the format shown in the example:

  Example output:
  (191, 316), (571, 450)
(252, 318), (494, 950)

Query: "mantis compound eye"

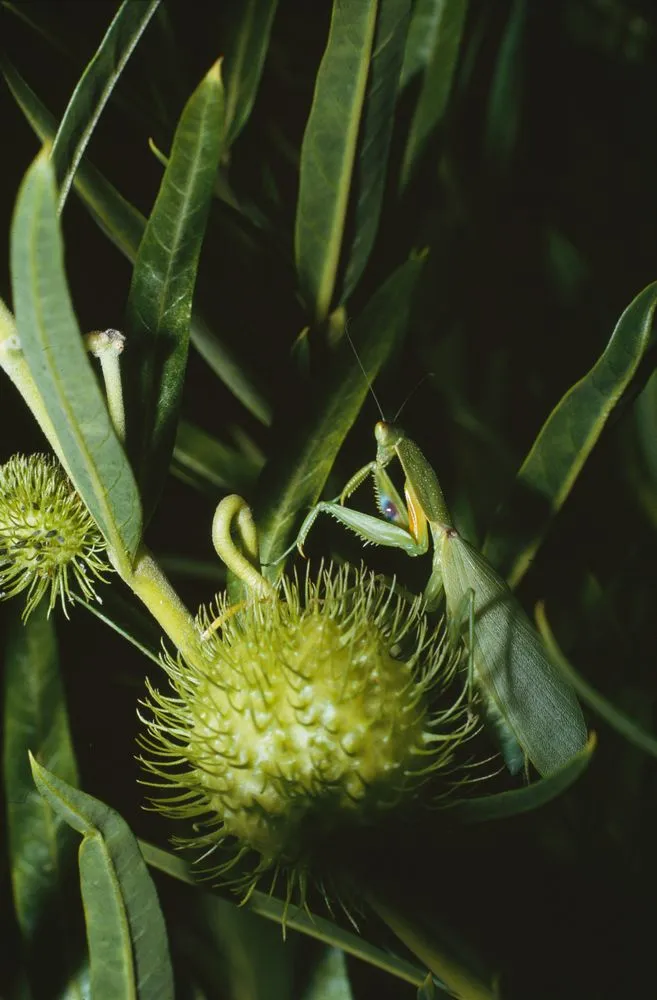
(379, 494), (401, 523)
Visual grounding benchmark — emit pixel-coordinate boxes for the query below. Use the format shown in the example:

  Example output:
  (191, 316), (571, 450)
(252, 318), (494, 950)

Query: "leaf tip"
(207, 58), (223, 86)
(28, 748), (43, 783)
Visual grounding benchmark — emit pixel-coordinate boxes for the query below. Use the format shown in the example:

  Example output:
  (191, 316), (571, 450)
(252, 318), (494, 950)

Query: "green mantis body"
(294, 421), (587, 777)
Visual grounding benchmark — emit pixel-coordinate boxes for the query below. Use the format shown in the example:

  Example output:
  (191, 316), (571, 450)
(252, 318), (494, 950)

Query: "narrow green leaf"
(223, 0), (279, 146)
(483, 0), (527, 174)
(444, 733), (596, 823)
(337, 0), (411, 304)
(400, 0), (468, 189)
(173, 419), (263, 494)
(400, 0), (445, 89)
(51, 0), (161, 211)
(295, 0), (378, 323)
(140, 841), (429, 989)
(179, 890), (295, 1000)
(2, 58), (273, 426)
(79, 835), (135, 999)
(30, 758), (174, 1000)
(3, 603), (86, 998)
(10, 148), (142, 572)
(484, 281), (657, 586)
(302, 947), (354, 1000)
(535, 604), (657, 758)
(366, 892), (499, 1000)
(257, 255), (425, 567)
(441, 532), (587, 776)
(125, 62), (224, 518)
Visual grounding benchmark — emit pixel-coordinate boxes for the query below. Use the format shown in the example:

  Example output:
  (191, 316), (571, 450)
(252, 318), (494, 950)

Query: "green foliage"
(30, 756), (174, 999)
(125, 60), (224, 517)
(9, 150), (142, 571)
(2, 1), (657, 998)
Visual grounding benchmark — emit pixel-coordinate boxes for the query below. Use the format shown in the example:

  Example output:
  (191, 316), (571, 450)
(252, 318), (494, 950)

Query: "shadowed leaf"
(484, 281), (657, 586)
(51, 0), (160, 210)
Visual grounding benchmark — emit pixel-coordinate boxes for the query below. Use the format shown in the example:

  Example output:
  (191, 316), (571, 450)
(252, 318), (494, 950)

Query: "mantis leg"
(295, 501), (428, 557)
(339, 461), (378, 503)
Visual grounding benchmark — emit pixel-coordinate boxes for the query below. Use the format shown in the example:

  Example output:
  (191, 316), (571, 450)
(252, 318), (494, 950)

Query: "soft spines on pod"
(138, 562), (481, 907)
(0, 453), (110, 619)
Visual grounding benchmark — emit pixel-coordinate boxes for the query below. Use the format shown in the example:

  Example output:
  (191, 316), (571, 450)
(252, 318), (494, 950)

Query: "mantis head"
(374, 420), (403, 466)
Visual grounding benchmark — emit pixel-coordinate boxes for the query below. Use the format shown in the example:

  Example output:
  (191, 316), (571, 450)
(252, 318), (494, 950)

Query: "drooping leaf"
(400, 0), (468, 189)
(222, 0), (279, 146)
(125, 61), (224, 518)
(3, 603), (87, 998)
(2, 58), (273, 426)
(257, 254), (425, 568)
(440, 532), (588, 776)
(535, 603), (657, 757)
(295, 0), (378, 323)
(444, 733), (596, 822)
(484, 281), (657, 586)
(51, 0), (160, 211)
(10, 148), (142, 572)
(30, 758), (174, 1000)
(336, 0), (411, 304)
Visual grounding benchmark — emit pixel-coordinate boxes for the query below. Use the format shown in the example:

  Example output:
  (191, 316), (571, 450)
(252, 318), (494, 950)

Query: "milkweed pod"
(438, 529), (588, 777)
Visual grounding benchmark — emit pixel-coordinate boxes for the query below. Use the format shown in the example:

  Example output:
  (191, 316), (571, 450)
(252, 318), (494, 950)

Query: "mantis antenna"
(344, 319), (386, 421)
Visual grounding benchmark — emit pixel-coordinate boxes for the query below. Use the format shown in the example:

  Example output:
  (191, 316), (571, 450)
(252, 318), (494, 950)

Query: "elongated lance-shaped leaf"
(295, 0), (378, 323)
(483, 0), (527, 175)
(336, 0), (411, 304)
(400, 0), (468, 190)
(257, 255), (425, 568)
(222, 0), (279, 147)
(365, 891), (499, 1000)
(484, 281), (657, 587)
(400, 0), (446, 89)
(535, 604), (657, 758)
(2, 58), (272, 426)
(444, 733), (596, 822)
(30, 757), (174, 1000)
(173, 418), (263, 494)
(140, 841), (430, 989)
(125, 62), (224, 519)
(3, 604), (87, 998)
(51, 0), (160, 211)
(439, 531), (588, 777)
(10, 148), (142, 572)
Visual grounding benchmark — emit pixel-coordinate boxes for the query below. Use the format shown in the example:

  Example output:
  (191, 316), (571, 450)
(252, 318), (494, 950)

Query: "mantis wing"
(440, 531), (587, 777)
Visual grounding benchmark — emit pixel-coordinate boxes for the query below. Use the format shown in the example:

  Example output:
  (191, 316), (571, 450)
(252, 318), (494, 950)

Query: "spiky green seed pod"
(139, 564), (477, 903)
(0, 454), (110, 619)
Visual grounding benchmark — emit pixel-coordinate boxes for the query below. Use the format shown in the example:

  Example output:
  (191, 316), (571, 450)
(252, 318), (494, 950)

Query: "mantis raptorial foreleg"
(290, 420), (587, 778)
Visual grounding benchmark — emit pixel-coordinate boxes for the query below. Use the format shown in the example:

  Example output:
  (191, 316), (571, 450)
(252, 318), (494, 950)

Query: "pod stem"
(124, 547), (201, 665)
(85, 328), (126, 441)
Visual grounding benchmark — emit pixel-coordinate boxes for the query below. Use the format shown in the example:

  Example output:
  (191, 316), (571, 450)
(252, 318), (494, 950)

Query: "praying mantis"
(291, 420), (588, 777)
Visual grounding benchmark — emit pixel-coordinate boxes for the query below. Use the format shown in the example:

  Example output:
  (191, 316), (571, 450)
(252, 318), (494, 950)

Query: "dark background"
(2, 2), (657, 997)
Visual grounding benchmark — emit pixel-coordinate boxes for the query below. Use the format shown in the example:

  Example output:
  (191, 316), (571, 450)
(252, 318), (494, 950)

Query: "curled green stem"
(211, 494), (275, 599)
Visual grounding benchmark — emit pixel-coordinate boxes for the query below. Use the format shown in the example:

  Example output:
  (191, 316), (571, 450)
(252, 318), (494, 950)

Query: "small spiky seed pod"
(139, 564), (478, 905)
(0, 454), (110, 619)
